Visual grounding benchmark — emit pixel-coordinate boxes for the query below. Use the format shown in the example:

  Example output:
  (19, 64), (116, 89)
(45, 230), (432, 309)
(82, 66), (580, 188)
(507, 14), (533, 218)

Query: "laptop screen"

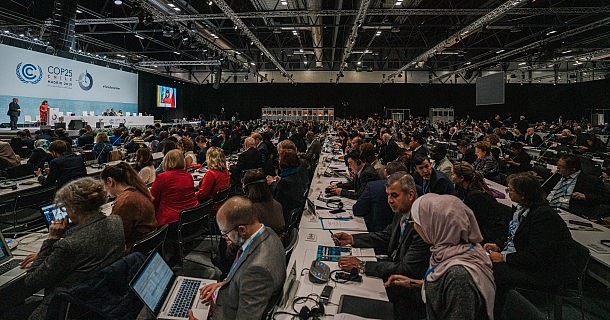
(0, 233), (11, 263)
(131, 252), (174, 314)
(40, 204), (71, 226)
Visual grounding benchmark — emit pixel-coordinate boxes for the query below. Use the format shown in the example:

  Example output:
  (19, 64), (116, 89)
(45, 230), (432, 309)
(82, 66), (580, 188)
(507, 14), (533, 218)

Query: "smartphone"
(329, 208), (346, 214)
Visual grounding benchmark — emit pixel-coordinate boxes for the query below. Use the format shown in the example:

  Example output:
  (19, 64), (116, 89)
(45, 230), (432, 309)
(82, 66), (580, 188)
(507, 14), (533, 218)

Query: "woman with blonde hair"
(195, 147), (230, 211)
(93, 132), (113, 164)
(149, 149), (198, 225)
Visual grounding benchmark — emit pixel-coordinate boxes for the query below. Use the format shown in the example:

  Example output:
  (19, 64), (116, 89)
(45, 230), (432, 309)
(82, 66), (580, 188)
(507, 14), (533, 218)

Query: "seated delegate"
(36, 140), (87, 187)
(326, 149), (381, 200)
(19, 178), (125, 320)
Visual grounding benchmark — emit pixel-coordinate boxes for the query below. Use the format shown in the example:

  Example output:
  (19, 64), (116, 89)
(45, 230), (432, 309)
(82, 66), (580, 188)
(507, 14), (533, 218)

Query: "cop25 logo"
(78, 70), (94, 91)
(16, 62), (43, 84)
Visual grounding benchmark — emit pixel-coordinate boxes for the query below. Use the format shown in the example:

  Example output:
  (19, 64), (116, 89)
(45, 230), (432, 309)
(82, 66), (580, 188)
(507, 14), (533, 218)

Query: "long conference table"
(275, 137), (390, 318)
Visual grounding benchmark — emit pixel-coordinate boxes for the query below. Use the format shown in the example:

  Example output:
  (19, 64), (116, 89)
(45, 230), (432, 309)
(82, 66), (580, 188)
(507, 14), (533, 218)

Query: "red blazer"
(150, 169), (198, 225)
(195, 169), (230, 208)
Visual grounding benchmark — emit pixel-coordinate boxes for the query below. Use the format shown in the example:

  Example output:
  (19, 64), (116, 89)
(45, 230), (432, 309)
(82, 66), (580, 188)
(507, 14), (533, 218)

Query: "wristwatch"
(359, 260), (366, 274)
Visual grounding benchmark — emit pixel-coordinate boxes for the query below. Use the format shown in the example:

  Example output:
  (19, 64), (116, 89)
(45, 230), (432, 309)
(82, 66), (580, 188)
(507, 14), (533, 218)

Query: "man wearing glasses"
(192, 196), (286, 319)
(331, 172), (430, 318)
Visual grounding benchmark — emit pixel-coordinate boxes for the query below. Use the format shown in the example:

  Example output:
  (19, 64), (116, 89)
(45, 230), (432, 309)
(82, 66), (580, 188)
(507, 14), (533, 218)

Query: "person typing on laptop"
(18, 177), (125, 320)
(190, 196), (286, 320)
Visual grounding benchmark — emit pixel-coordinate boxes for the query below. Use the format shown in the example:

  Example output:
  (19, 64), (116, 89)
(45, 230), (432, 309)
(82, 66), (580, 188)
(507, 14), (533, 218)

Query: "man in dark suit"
(353, 161), (407, 232)
(326, 149), (381, 200)
(505, 142), (532, 174)
(442, 127), (462, 142)
(523, 128), (543, 147)
(544, 154), (609, 217)
(7, 97), (21, 130)
(457, 139), (477, 164)
(378, 133), (399, 165)
(229, 137), (262, 184)
(251, 132), (274, 176)
(332, 173), (430, 318)
(411, 155), (456, 196)
(35, 140), (87, 187)
(196, 196), (286, 319)
(302, 131), (321, 166)
(407, 134), (428, 173)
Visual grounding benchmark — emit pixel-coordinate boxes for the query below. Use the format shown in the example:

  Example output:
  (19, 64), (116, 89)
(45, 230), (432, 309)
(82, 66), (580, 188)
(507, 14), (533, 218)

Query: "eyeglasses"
(220, 225), (242, 238)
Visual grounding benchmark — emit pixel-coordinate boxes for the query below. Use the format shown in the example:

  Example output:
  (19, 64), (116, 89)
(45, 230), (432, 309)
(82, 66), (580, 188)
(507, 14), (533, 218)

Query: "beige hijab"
(411, 193), (495, 320)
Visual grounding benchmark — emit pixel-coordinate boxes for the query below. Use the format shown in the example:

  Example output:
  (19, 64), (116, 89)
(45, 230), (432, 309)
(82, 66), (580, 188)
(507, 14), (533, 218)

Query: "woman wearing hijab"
(385, 193), (495, 320)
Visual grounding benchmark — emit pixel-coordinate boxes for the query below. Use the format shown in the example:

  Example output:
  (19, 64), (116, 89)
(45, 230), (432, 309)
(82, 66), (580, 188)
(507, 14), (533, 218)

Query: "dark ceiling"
(1, 0), (609, 83)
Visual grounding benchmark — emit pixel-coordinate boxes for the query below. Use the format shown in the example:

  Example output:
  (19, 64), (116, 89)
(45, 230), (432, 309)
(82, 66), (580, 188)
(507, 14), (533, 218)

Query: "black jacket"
(27, 148), (54, 170)
(506, 150), (532, 174)
(7, 101), (20, 117)
(230, 147), (263, 185)
(378, 140), (399, 165)
(337, 163), (382, 200)
(38, 152), (88, 187)
(353, 214), (431, 280)
(352, 180), (394, 232)
(544, 172), (610, 217)
(462, 189), (511, 245)
(524, 134), (543, 147)
(503, 204), (577, 284)
(412, 169), (456, 196)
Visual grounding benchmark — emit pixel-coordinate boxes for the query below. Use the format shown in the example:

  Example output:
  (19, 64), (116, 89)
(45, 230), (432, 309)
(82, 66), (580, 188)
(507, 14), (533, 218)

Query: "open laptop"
(277, 261), (300, 309)
(130, 251), (211, 320)
(0, 232), (25, 288)
(40, 203), (71, 227)
(6, 163), (36, 180)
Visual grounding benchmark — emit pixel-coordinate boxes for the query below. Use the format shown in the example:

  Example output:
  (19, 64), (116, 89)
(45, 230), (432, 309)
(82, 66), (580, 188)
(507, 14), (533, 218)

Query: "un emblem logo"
(16, 62), (43, 84)
(78, 70), (94, 91)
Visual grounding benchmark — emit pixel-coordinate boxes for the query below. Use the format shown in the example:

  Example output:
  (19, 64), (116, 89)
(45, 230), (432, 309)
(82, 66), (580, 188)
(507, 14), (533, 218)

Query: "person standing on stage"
(39, 100), (49, 126)
(7, 97), (21, 130)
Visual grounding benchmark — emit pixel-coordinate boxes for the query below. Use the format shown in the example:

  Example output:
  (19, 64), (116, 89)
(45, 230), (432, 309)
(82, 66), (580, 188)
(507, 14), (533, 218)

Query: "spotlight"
(114, 0), (122, 5)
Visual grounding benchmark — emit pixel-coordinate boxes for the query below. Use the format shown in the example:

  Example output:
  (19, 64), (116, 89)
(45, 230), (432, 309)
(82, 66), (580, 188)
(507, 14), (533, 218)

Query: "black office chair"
(0, 186), (56, 238)
(46, 252), (146, 320)
(212, 186), (231, 208)
(177, 201), (213, 267)
(517, 240), (590, 320)
(283, 227), (299, 262)
(130, 224), (168, 257)
(502, 289), (546, 320)
(285, 207), (303, 230)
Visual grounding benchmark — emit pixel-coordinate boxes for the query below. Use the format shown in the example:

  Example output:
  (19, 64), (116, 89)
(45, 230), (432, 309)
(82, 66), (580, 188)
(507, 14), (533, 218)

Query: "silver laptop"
(278, 261), (299, 308)
(130, 251), (211, 320)
(0, 232), (26, 288)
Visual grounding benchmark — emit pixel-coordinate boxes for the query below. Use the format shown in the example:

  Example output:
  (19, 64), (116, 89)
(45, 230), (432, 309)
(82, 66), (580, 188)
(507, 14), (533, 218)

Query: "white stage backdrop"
(0, 44), (138, 125)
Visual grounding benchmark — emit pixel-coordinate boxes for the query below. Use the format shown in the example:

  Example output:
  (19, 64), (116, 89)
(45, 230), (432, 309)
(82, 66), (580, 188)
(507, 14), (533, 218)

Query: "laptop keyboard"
(0, 259), (23, 275)
(167, 279), (202, 318)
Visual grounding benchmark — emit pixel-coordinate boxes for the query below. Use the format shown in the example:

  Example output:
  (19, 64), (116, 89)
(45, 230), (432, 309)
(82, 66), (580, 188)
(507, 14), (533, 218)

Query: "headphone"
(0, 179), (17, 189)
(293, 296), (325, 320)
(241, 179), (267, 193)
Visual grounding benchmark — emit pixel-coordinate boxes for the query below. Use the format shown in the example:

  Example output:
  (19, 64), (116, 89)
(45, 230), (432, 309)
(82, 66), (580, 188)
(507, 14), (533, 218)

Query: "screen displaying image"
(157, 85), (177, 108)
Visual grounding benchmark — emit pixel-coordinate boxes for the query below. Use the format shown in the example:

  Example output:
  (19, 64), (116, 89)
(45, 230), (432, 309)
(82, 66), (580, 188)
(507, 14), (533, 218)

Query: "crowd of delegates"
(2, 112), (610, 320)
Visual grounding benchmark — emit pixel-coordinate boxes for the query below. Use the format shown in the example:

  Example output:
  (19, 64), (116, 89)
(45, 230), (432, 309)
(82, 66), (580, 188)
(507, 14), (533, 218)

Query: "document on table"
(316, 209), (353, 219)
(321, 218), (362, 230)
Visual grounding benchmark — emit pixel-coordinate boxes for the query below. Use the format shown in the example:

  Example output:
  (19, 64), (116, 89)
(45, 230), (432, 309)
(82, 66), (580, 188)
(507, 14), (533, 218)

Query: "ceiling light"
(33, 37), (38, 41)
(299, 48), (304, 53)
(546, 30), (557, 36)
(114, 0), (122, 5)
(518, 62), (527, 65)
(135, 34), (144, 39)
(208, 1), (213, 5)
(78, 49), (82, 52)
(280, 0), (288, 5)
(250, 62), (255, 66)
(3, 30), (9, 34)
(496, 49), (505, 54)
(173, 7), (181, 11)
(153, 65), (158, 68)
(210, 33), (219, 39)
(465, 61), (471, 65)
(76, 9), (82, 13)
(173, 51), (181, 55)
(395, 1), (403, 5)
(167, 3), (175, 7)
(375, 31), (382, 36)
(292, 30), (298, 36)
(357, 61), (362, 65)
(235, 51), (241, 55)
(18, 33), (24, 37)
(304, 61), (308, 65)
(117, 54), (125, 57)
(561, 50), (572, 54)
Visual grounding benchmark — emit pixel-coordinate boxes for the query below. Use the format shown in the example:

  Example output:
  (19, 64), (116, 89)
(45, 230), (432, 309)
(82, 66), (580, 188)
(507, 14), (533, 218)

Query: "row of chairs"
(0, 186), (56, 238)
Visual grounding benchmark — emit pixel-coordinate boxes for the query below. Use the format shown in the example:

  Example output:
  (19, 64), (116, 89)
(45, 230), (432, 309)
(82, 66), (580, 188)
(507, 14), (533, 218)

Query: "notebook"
(130, 251), (211, 320)
(0, 231), (25, 288)
(40, 203), (71, 227)
(337, 295), (394, 320)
